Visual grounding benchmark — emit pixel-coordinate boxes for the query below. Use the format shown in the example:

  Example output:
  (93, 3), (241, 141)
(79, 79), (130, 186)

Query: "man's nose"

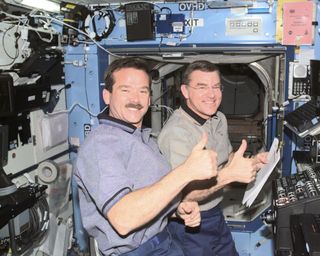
(207, 87), (216, 98)
(128, 90), (140, 102)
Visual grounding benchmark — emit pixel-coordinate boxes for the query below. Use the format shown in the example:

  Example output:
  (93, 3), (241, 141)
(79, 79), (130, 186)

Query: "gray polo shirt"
(74, 115), (178, 255)
(158, 105), (232, 211)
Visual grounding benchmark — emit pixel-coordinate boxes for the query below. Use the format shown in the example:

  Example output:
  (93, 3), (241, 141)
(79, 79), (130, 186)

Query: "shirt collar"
(98, 108), (152, 142)
(181, 102), (209, 125)
(98, 108), (137, 133)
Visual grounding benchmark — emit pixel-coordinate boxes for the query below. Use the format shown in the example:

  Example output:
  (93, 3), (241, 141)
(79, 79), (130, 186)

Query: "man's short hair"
(104, 57), (152, 92)
(182, 60), (220, 85)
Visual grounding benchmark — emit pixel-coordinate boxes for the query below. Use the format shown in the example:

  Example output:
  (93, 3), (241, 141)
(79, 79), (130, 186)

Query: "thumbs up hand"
(182, 133), (218, 181)
(224, 139), (267, 184)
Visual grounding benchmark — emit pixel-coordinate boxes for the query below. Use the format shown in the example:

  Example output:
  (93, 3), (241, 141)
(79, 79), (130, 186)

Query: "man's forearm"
(183, 170), (233, 202)
(107, 165), (190, 236)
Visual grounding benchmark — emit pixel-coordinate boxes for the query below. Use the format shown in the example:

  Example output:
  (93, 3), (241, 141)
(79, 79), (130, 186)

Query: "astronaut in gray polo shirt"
(158, 60), (268, 256)
(73, 58), (219, 256)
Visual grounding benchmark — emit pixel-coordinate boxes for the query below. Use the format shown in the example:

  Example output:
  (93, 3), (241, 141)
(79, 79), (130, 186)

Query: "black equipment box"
(125, 2), (155, 41)
(0, 74), (50, 117)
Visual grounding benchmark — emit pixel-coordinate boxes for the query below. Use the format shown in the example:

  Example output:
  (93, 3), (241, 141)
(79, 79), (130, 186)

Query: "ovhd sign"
(179, 2), (206, 11)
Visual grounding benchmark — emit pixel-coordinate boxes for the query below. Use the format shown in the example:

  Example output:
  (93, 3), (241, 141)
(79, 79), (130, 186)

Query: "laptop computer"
(284, 100), (320, 138)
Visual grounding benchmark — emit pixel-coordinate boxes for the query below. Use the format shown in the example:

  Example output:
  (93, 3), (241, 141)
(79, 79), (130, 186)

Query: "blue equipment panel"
(103, 2), (277, 46)
(156, 13), (185, 34)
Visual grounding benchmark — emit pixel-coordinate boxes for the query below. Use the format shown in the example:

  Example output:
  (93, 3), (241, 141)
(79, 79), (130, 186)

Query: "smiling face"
(103, 67), (151, 128)
(181, 70), (222, 120)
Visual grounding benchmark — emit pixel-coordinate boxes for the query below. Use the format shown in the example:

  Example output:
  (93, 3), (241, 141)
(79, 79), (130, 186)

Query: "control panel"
(274, 167), (320, 206)
(225, 17), (262, 36)
(263, 166), (320, 255)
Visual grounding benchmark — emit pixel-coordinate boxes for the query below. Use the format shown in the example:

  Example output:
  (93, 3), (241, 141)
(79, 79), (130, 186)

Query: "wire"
(2, 26), (15, 59)
(0, 11), (29, 23)
(159, 7), (172, 15)
(0, 10), (57, 68)
(152, 87), (169, 104)
(83, 61), (91, 119)
(291, 94), (311, 101)
(1, 25), (19, 59)
(0, 10), (53, 41)
(151, 104), (174, 125)
(47, 102), (108, 118)
(4, 194), (50, 254)
(84, 9), (115, 41)
(28, 12), (121, 58)
(0, 56), (17, 67)
(34, 29), (54, 43)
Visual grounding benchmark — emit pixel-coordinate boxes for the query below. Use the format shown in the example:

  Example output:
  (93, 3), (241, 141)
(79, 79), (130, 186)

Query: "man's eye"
(140, 90), (149, 94)
(121, 89), (129, 92)
(199, 86), (207, 90)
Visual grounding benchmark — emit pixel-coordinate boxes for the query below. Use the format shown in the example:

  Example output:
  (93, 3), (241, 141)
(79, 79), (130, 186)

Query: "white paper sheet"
(242, 138), (281, 207)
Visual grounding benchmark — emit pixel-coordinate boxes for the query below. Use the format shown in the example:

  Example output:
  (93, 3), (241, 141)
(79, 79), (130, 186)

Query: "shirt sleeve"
(158, 126), (196, 169)
(75, 132), (133, 216)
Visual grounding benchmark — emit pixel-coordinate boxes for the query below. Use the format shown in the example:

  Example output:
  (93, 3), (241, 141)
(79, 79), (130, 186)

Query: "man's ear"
(181, 84), (189, 99)
(102, 89), (111, 105)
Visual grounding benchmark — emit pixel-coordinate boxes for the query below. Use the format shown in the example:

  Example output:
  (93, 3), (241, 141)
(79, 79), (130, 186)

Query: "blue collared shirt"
(74, 115), (178, 255)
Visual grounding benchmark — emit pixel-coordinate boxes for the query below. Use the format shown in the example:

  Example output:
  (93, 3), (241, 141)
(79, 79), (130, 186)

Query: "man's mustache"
(125, 103), (143, 110)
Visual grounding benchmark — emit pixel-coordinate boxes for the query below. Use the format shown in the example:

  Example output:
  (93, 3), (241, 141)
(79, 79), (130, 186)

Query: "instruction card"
(282, 1), (314, 45)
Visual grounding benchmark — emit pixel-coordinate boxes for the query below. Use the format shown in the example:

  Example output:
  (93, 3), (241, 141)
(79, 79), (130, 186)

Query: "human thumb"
(235, 139), (247, 157)
(182, 203), (192, 214)
(192, 133), (208, 152)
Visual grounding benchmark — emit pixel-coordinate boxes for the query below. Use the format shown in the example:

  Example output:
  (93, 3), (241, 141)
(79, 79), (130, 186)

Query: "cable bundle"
(0, 195), (50, 255)
(84, 9), (115, 41)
